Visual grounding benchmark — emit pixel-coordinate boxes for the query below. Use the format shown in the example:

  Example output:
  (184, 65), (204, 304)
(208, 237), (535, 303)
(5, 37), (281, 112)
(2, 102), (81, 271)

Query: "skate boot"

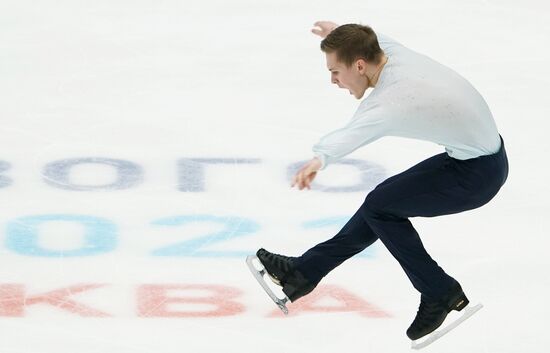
(406, 282), (470, 340)
(256, 248), (317, 302)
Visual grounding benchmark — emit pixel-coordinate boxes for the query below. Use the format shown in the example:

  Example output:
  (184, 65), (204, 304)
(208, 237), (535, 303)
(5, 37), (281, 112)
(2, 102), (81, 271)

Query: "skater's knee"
(361, 190), (403, 222)
(362, 191), (385, 217)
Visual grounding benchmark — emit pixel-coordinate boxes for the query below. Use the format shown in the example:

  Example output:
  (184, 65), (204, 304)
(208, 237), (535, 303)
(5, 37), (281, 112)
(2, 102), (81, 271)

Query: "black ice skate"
(408, 282), (483, 349)
(246, 248), (316, 315)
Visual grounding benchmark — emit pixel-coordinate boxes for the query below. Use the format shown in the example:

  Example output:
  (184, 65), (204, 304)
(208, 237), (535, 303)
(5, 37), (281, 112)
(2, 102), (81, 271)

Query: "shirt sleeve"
(375, 32), (403, 51)
(312, 102), (388, 170)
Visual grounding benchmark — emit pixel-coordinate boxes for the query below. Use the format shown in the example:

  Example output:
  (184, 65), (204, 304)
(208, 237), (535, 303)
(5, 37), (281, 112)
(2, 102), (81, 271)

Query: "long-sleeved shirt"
(313, 33), (502, 170)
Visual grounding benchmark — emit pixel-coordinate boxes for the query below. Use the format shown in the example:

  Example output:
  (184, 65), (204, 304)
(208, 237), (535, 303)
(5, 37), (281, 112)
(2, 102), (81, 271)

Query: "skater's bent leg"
(359, 157), (466, 300)
(361, 202), (456, 300)
(294, 208), (378, 284)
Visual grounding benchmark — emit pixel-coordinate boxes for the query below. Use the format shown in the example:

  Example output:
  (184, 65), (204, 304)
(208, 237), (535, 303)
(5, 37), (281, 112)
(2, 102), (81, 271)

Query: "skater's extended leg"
(294, 207), (379, 284)
(256, 207), (378, 302)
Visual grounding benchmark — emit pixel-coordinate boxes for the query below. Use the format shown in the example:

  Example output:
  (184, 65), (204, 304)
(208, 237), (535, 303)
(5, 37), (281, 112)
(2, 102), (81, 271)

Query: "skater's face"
(326, 52), (369, 99)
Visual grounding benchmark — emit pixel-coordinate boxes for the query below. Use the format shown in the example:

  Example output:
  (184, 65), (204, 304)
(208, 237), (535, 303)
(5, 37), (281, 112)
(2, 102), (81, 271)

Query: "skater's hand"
(291, 157), (322, 190)
(311, 21), (339, 38)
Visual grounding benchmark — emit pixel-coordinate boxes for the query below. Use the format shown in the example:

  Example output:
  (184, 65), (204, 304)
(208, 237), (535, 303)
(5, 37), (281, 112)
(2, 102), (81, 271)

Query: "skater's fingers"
(301, 173), (309, 188)
(300, 175), (308, 190)
(295, 171), (304, 189)
(292, 168), (306, 188)
(291, 173), (298, 187)
(304, 172), (316, 190)
(311, 28), (322, 36)
(301, 172), (310, 187)
(312, 21), (338, 37)
(293, 162), (317, 190)
(313, 20), (333, 29)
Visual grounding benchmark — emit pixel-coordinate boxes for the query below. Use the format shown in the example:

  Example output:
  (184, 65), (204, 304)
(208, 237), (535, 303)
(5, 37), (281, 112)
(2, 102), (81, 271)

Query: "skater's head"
(321, 24), (386, 99)
(321, 24), (384, 67)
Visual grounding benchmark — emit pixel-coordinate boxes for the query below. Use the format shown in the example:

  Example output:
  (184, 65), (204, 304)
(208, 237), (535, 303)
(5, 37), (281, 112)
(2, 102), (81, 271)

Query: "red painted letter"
(0, 284), (110, 317)
(269, 285), (391, 318)
(137, 284), (245, 318)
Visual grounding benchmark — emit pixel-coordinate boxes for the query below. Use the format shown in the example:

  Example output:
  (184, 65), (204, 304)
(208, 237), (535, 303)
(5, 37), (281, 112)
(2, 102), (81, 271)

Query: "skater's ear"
(355, 59), (368, 74)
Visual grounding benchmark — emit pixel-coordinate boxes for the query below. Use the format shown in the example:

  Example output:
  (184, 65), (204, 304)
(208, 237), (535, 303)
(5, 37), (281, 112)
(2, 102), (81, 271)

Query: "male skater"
(255, 21), (508, 340)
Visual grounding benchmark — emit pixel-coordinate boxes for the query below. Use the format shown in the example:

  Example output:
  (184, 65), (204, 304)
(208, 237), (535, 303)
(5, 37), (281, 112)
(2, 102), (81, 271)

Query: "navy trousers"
(294, 137), (509, 300)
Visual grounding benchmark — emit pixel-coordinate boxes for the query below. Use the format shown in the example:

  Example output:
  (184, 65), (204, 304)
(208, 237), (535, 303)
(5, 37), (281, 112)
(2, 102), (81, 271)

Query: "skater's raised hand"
(291, 157), (322, 190)
(311, 21), (339, 38)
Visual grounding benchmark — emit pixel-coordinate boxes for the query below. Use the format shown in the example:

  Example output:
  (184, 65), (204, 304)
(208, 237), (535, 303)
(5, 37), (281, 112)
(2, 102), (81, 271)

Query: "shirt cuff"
(314, 153), (327, 170)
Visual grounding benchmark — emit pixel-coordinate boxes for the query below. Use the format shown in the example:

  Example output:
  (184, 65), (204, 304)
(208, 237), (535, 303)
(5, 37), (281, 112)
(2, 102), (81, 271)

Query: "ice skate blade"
(411, 303), (483, 350)
(246, 255), (289, 315)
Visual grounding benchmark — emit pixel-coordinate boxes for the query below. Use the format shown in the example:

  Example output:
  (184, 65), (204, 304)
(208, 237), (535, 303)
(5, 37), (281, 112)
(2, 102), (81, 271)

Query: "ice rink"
(1, 0), (549, 352)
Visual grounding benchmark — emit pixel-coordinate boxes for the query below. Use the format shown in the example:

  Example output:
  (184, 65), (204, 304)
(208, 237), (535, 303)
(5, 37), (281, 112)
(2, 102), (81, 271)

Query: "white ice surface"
(1, 0), (549, 352)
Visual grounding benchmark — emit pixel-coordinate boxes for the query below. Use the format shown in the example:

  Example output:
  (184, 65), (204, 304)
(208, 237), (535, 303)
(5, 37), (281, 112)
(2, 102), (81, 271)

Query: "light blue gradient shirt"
(313, 33), (501, 170)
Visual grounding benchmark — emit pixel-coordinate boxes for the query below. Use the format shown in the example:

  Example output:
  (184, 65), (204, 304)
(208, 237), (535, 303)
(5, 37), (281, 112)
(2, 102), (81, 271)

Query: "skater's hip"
(449, 135), (508, 193)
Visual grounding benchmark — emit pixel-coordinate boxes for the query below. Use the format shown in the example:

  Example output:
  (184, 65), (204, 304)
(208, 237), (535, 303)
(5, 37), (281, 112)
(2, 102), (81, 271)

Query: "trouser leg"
(295, 138), (508, 300)
(293, 153), (451, 286)
(361, 147), (507, 299)
(294, 207), (378, 285)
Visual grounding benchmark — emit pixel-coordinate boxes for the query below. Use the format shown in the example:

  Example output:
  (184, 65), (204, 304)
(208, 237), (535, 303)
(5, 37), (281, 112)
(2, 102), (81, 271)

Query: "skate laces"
(258, 249), (295, 282)
(266, 252), (294, 273)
